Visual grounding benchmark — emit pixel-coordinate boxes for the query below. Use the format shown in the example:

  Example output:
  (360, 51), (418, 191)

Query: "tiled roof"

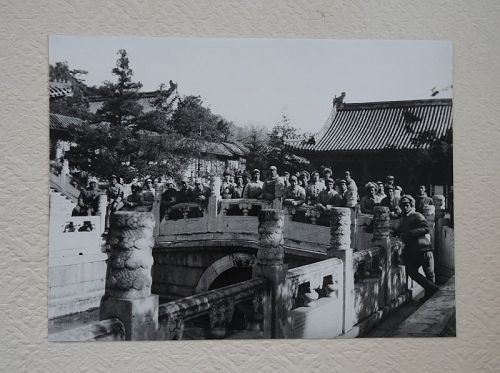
(49, 113), (83, 130)
(292, 99), (452, 152)
(49, 84), (73, 98)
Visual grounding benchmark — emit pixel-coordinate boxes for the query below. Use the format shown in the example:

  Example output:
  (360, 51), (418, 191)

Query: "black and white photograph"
(48, 36), (454, 341)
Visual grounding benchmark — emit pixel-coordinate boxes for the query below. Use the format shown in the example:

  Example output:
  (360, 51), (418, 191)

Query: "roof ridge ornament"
(333, 92), (346, 109)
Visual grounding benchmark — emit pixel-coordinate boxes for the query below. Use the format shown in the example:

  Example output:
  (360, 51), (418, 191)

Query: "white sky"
(50, 36), (452, 133)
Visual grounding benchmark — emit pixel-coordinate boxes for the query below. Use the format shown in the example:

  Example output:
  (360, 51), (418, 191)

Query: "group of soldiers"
(359, 175), (435, 219)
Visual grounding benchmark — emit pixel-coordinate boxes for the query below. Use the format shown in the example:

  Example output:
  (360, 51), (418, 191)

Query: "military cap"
(386, 175), (395, 181)
(223, 169), (233, 176)
(335, 178), (347, 185)
(289, 175), (298, 182)
(323, 168), (332, 175)
(400, 195), (415, 207)
(269, 165), (277, 171)
(324, 178), (335, 184)
(252, 169), (260, 174)
(88, 177), (98, 184)
(110, 174), (118, 180)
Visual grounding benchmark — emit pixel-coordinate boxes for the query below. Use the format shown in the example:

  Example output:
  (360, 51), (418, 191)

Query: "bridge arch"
(194, 253), (255, 293)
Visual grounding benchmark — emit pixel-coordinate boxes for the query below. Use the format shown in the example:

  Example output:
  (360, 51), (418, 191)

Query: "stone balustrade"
(157, 277), (269, 340)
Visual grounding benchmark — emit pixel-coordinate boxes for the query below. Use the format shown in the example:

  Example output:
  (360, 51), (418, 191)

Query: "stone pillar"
(61, 159), (69, 188)
(423, 204), (436, 248)
(433, 194), (446, 219)
(97, 193), (107, 235)
(252, 209), (288, 338)
(100, 211), (158, 340)
(208, 176), (221, 232)
(328, 207), (354, 333)
(372, 206), (392, 305)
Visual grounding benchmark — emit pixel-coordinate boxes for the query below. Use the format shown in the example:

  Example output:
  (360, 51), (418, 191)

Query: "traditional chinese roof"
(49, 81), (73, 98)
(88, 93), (158, 114)
(49, 113), (83, 130)
(291, 98), (452, 153)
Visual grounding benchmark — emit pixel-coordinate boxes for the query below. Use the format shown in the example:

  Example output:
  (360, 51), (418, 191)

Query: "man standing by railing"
(262, 166), (284, 201)
(105, 175), (124, 230)
(242, 169), (264, 199)
(397, 195), (439, 302)
(72, 177), (100, 216)
(283, 175), (306, 207)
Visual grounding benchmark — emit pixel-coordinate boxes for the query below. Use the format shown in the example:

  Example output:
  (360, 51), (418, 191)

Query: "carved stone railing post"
(206, 301), (235, 339)
(423, 204), (436, 248)
(97, 193), (107, 235)
(252, 209), (288, 338)
(372, 206), (392, 305)
(152, 194), (161, 240)
(208, 176), (221, 231)
(433, 194), (446, 219)
(100, 211), (158, 340)
(328, 207), (354, 333)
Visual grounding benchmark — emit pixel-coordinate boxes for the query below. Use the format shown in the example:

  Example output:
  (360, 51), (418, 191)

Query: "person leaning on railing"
(360, 182), (378, 214)
(191, 178), (211, 207)
(160, 179), (178, 219)
(232, 175), (245, 198)
(220, 169), (235, 199)
(395, 194), (439, 302)
(262, 166), (284, 201)
(380, 185), (402, 219)
(105, 174), (124, 230)
(242, 169), (264, 199)
(283, 175), (306, 207)
(315, 178), (337, 212)
(123, 183), (145, 211)
(305, 171), (325, 205)
(72, 177), (100, 216)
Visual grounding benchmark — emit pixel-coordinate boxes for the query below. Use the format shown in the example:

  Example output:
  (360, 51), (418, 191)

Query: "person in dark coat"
(380, 185), (402, 219)
(415, 185), (433, 213)
(397, 195), (439, 301)
(160, 179), (178, 220)
(72, 177), (100, 216)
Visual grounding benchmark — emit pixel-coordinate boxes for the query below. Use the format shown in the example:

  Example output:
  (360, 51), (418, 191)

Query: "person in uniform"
(332, 179), (349, 207)
(415, 185), (433, 213)
(220, 170), (235, 199)
(315, 178), (338, 212)
(242, 169), (264, 199)
(375, 181), (387, 204)
(160, 179), (178, 220)
(123, 183), (146, 211)
(176, 179), (192, 203)
(283, 171), (291, 188)
(191, 178), (211, 207)
(322, 167), (333, 184)
(283, 175), (306, 207)
(396, 195), (439, 302)
(305, 171), (325, 204)
(380, 185), (402, 219)
(72, 177), (100, 216)
(141, 178), (156, 209)
(262, 166), (284, 201)
(105, 175), (124, 230)
(385, 175), (402, 199)
(360, 182), (378, 214)
(232, 175), (245, 198)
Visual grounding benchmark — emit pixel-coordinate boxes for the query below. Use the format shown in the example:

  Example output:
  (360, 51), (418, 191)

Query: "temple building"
(288, 95), (453, 198)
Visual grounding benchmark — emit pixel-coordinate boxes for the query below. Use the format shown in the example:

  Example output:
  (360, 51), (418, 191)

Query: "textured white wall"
(1, 0), (500, 372)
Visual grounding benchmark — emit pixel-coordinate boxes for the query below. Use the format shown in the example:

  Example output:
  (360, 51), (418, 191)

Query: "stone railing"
(98, 208), (414, 340)
(157, 278), (269, 340)
(219, 198), (272, 216)
(285, 258), (344, 338)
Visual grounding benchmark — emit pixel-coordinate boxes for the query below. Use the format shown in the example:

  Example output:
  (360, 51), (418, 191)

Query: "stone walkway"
(364, 276), (456, 338)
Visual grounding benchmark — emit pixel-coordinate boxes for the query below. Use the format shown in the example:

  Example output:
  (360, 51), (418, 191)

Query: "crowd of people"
(71, 166), (436, 224)
(69, 165), (443, 302)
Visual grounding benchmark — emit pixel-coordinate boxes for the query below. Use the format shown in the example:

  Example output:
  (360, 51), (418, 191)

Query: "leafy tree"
(49, 62), (92, 119)
(241, 126), (268, 172)
(170, 95), (232, 142)
(95, 49), (143, 128)
(266, 113), (309, 172)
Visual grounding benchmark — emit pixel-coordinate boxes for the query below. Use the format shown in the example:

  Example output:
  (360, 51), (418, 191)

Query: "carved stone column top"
(210, 176), (221, 197)
(422, 204), (436, 219)
(373, 206), (390, 239)
(256, 209), (285, 265)
(329, 207), (351, 251)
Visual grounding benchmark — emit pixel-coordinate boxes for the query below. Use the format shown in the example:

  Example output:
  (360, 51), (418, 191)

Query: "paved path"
(364, 276), (455, 338)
